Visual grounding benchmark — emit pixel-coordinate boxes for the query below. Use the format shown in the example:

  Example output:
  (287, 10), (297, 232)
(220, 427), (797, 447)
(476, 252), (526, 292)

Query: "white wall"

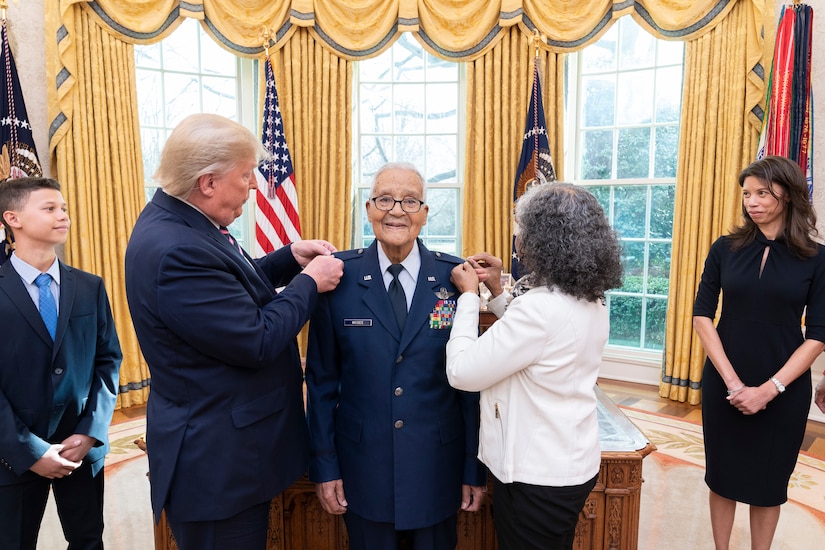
(6, 0), (48, 177)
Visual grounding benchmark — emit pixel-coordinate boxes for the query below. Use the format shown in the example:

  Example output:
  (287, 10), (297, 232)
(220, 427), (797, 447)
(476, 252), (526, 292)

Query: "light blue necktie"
(35, 273), (57, 340)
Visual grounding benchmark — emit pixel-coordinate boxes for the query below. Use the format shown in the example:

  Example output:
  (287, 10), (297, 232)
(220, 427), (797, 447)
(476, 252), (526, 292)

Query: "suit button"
(394, 387), (403, 396)
(396, 355), (403, 363)
(54, 368), (64, 375)
(394, 420), (404, 429)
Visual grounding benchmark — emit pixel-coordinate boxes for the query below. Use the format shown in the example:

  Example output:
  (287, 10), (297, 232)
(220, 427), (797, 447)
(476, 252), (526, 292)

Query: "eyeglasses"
(370, 195), (425, 213)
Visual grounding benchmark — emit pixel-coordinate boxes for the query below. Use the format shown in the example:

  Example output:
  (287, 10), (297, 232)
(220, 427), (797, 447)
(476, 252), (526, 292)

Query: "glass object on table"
(479, 282), (492, 310)
(500, 272), (514, 294)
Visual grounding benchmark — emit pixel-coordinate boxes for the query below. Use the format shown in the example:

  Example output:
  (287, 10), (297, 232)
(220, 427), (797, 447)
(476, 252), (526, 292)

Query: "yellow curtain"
(660, 0), (772, 404)
(45, 4), (150, 408)
(270, 30), (352, 355)
(463, 28), (564, 263)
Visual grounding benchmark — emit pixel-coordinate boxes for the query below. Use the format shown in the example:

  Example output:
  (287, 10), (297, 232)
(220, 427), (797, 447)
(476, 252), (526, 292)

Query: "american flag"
(254, 56), (301, 257)
(1, 18), (43, 263)
(511, 55), (555, 278)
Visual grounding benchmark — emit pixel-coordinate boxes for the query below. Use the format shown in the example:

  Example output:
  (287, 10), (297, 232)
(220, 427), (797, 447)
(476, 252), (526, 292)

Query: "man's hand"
(460, 484), (486, 512)
(29, 444), (81, 479)
(815, 376), (825, 413)
(291, 240), (337, 267)
(451, 262), (480, 294)
(58, 434), (96, 463)
(303, 255), (344, 293)
(315, 479), (348, 514)
(467, 252), (503, 297)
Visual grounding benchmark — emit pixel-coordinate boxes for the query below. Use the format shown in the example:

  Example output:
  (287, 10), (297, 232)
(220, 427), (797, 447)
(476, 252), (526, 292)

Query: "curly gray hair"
(515, 182), (623, 301)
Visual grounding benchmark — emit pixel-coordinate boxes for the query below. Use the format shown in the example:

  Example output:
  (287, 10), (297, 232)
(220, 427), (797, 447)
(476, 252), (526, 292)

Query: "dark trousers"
(492, 473), (598, 550)
(0, 460), (105, 550)
(167, 500), (270, 550)
(344, 510), (458, 550)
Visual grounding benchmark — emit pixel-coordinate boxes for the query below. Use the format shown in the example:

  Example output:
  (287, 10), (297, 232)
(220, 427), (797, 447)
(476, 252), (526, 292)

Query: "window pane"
(135, 43), (161, 69)
(360, 83), (392, 133)
(654, 126), (679, 178)
(620, 240), (645, 292)
(426, 83), (457, 134)
(582, 25), (617, 72)
(426, 136), (457, 183)
(608, 295), (642, 347)
(617, 70), (653, 125)
(394, 83), (425, 133)
(161, 23), (199, 72)
(394, 36), (425, 81)
(655, 66), (683, 123)
(202, 76), (237, 118)
(424, 188), (458, 236)
(427, 53), (458, 82)
(140, 128), (164, 180)
(613, 185), (647, 238)
(361, 49), (392, 82)
(359, 188), (375, 240)
(619, 21), (655, 69)
(360, 135), (392, 181)
(617, 128), (650, 179)
(582, 75), (615, 127)
(658, 39), (684, 66)
(644, 298), (667, 350)
(394, 135), (425, 171)
(648, 242), (671, 295)
(581, 130), (613, 179)
(588, 185), (611, 216)
(164, 73), (200, 126)
(649, 185), (675, 238)
(136, 70), (162, 126)
(200, 32), (236, 76)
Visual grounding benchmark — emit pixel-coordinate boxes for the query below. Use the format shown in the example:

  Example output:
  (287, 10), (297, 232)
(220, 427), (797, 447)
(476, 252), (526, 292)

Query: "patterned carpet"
(38, 412), (825, 549)
(623, 407), (825, 549)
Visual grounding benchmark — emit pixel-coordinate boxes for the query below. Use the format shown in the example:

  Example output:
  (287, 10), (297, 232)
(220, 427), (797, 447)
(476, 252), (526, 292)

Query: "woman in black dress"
(693, 155), (825, 550)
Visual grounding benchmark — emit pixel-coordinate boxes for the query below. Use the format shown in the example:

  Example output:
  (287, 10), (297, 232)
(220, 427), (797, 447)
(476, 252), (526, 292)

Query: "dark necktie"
(387, 264), (407, 331)
(35, 273), (58, 340)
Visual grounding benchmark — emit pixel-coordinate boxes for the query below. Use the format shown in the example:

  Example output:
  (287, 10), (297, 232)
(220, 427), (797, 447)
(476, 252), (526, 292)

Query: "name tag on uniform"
(344, 319), (373, 327)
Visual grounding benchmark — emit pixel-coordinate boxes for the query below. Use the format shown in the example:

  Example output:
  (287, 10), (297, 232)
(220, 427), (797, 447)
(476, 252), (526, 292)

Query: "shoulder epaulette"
(433, 251), (464, 265)
(334, 248), (367, 261)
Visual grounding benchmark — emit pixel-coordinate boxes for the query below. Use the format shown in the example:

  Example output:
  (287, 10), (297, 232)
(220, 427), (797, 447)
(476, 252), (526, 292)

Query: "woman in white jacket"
(446, 183), (623, 550)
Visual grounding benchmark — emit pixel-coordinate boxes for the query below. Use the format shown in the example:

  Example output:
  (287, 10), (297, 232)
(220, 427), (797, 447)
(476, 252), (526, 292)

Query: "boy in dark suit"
(0, 177), (122, 550)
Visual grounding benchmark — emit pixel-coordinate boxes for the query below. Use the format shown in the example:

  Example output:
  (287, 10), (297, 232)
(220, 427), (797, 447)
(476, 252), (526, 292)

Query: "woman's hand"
(451, 262), (480, 294)
(467, 252), (503, 297)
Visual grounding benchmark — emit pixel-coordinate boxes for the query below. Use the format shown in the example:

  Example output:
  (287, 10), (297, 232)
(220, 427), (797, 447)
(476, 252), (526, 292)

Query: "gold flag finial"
(260, 26), (273, 58)
(531, 29), (546, 58)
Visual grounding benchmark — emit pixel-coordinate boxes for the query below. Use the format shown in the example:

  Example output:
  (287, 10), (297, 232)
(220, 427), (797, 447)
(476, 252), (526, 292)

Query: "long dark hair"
(728, 155), (817, 258)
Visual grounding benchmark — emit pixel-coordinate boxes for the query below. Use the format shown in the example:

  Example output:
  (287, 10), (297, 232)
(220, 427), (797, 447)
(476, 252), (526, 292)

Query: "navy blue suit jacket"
(306, 240), (485, 530)
(125, 189), (316, 523)
(0, 260), (121, 483)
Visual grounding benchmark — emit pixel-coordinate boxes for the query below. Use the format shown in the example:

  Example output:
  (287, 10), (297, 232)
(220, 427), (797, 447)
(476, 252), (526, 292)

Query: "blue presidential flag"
(511, 56), (555, 278)
(1, 19), (43, 263)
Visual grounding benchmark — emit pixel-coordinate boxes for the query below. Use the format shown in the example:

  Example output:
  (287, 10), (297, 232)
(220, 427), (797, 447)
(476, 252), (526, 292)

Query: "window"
(567, 18), (684, 354)
(134, 19), (257, 248)
(353, 35), (464, 254)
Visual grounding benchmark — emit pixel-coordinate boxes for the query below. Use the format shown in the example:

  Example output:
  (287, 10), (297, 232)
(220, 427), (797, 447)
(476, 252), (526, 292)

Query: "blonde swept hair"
(153, 113), (268, 199)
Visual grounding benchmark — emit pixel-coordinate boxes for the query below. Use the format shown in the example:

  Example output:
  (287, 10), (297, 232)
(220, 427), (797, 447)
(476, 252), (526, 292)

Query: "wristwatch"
(770, 376), (786, 394)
